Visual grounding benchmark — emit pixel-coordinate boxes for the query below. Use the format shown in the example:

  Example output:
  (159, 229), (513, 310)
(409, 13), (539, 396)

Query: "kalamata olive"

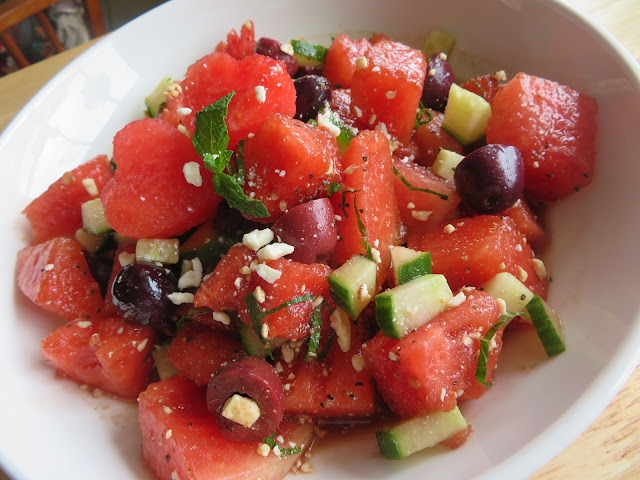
(293, 75), (332, 122)
(454, 144), (525, 214)
(272, 197), (338, 264)
(83, 252), (113, 297)
(421, 53), (455, 111)
(207, 357), (284, 442)
(255, 37), (299, 77)
(294, 64), (324, 78)
(111, 262), (178, 332)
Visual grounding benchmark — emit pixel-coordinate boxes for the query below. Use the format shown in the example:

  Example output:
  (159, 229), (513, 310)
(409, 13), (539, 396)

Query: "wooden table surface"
(0, 1), (639, 479)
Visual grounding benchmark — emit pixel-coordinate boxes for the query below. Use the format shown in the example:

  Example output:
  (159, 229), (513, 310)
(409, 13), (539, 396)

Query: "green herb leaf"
(263, 433), (303, 457)
(474, 314), (521, 386)
(327, 182), (342, 196)
(353, 194), (374, 261)
(291, 39), (328, 63)
(414, 101), (433, 129)
(213, 173), (269, 218)
(244, 293), (273, 360)
(316, 331), (336, 362)
(261, 293), (316, 317)
(229, 139), (245, 184)
(109, 158), (117, 171)
(304, 304), (324, 362)
(175, 309), (210, 331)
(193, 92), (234, 173)
(472, 80), (486, 97)
(393, 165), (449, 200)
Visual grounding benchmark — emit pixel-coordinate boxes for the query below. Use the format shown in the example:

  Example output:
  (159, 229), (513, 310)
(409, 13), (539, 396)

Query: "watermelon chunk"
(322, 34), (371, 89)
(22, 154), (113, 245)
(214, 20), (256, 60)
(41, 316), (156, 399)
(407, 215), (549, 299)
(138, 375), (316, 480)
(16, 237), (104, 321)
(330, 130), (401, 288)
(351, 39), (425, 142)
(242, 112), (341, 222)
(486, 72), (597, 203)
(363, 289), (502, 417)
(180, 52), (296, 148)
(101, 118), (222, 239)
(413, 109), (464, 168)
(167, 322), (243, 386)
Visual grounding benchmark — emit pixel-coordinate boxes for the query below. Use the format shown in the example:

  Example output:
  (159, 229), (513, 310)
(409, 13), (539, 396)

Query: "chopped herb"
(472, 81), (486, 96)
(228, 139), (245, 184)
(175, 309), (210, 331)
(264, 432), (303, 456)
(475, 312), (522, 386)
(109, 158), (117, 171)
(290, 39), (328, 63)
(327, 182), (342, 196)
(393, 165), (448, 200)
(414, 101), (433, 129)
(304, 303), (324, 362)
(317, 331), (336, 362)
(193, 92), (269, 218)
(353, 194), (374, 261)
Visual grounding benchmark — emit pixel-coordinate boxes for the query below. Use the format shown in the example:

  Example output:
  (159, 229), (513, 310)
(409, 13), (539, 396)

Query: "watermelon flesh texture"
(138, 375), (316, 480)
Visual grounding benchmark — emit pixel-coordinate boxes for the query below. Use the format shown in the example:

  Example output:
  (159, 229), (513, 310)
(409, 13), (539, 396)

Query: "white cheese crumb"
(371, 66), (381, 73)
(462, 336), (474, 347)
(407, 202), (416, 209)
(276, 435), (285, 444)
(257, 243), (295, 261)
(240, 265), (252, 275)
(177, 124), (190, 137)
(532, 161), (540, 168)
(279, 170), (286, 177)
(43, 263), (54, 271)
(234, 277), (243, 289)
(388, 351), (398, 362)
(76, 320), (92, 328)
(212, 311), (231, 325)
(353, 105), (363, 118)
(167, 292), (194, 305)
(253, 286), (266, 304)
(439, 52), (448, 61)
(447, 291), (466, 308)
(330, 307), (351, 352)
(272, 445), (281, 457)
(82, 178), (99, 196)
(281, 343), (295, 363)
(355, 56), (368, 70)
(357, 283), (370, 302)
(279, 200), (288, 212)
(300, 462), (314, 473)
(257, 443), (271, 457)
(317, 110), (341, 137)
(444, 224), (456, 234)
(256, 264), (282, 284)
(334, 214), (342, 222)
(222, 394), (261, 427)
(351, 353), (365, 372)
(492, 70), (507, 82)
(497, 297), (508, 315)
(368, 113), (377, 125)
(280, 43), (294, 55)
(163, 406), (173, 414)
(516, 244), (523, 252)
(385, 90), (397, 99)
(370, 247), (382, 264)
(183, 161), (203, 187)
(411, 210), (432, 222)
(136, 338), (149, 352)
(243, 228), (275, 251)
(176, 107), (192, 117)
(517, 266), (529, 283)
(499, 262), (506, 270)
(165, 429), (173, 440)
(255, 85), (267, 103)
(440, 388), (446, 402)
(178, 257), (203, 290)
(532, 258), (547, 279)
(428, 68), (437, 77)
(343, 164), (358, 175)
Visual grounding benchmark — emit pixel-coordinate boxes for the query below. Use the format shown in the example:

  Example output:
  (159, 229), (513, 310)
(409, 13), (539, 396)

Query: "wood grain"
(0, 1), (639, 479)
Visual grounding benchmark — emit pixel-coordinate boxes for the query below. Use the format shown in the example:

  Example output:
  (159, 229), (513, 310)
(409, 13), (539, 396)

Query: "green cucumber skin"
(375, 294), (402, 339)
(526, 295), (566, 356)
(376, 430), (405, 460)
(397, 252), (432, 285)
(238, 320), (268, 358)
(327, 275), (358, 320)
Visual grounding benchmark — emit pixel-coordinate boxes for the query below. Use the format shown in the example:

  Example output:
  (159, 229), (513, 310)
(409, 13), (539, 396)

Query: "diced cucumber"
(376, 274), (453, 339)
(422, 30), (456, 58)
(442, 83), (492, 146)
(152, 343), (178, 381)
(145, 75), (173, 118)
(526, 295), (566, 356)
(238, 320), (286, 358)
(481, 272), (534, 323)
(74, 228), (113, 255)
(376, 406), (467, 460)
(81, 198), (112, 235)
(390, 246), (432, 286)
(328, 255), (377, 320)
(432, 148), (465, 182)
(136, 238), (180, 264)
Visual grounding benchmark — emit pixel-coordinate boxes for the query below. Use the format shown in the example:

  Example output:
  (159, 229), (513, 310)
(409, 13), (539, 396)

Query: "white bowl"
(2, 0), (640, 479)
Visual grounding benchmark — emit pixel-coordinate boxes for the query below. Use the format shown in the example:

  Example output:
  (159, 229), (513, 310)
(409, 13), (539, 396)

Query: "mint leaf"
(393, 165), (449, 200)
(193, 92), (234, 173)
(213, 173), (269, 218)
(290, 39), (328, 63)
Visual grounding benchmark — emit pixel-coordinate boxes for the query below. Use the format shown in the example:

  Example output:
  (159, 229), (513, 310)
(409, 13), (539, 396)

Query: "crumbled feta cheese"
(253, 286), (266, 304)
(82, 178), (99, 196)
(234, 277), (243, 289)
(167, 292), (194, 305)
(406, 202), (416, 209)
(178, 257), (203, 290)
(438, 52), (448, 61)
(257, 243), (295, 261)
(517, 266), (528, 283)
(257, 443), (271, 457)
(492, 70), (507, 82)
(499, 262), (506, 270)
(280, 43), (294, 55)
(385, 90), (397, 99)
(353, 105), (363, 118)
(183, 161), (203, 187)
(163, 406), (173, 414)
(165, 429), (173, 440)
(261, 323), (270, 339)
(497, 297), (508, 315)
(256, 263), (282, 284)
(177, 125), (190, 137)
(343, 164), (358, 175)
(357, 283), (370, 302)
(355, 56), (368, 70)
(440, 388), (446, 402)
(447, 291), (466, 308)
(136, 338), (149, 352)
(243, 228), (275, 251)
(428, 68), (436, 77)
(281, 343), (295, 363)
(388, 351), (398, 361)
(212, 311), (231, 325)
(317, 110), (341, 137)
(351, 353), (365, 372)
(279, 200), (288, 212)
(411, 210), (432, 222)
(368, 114), (377, 125)
(370, 247), (382, 264)
(443, 224), (456, 234)
(255, 85), (267, 103)
(221, 394), (261, 427)
(43, 263), (54, 271)
(76, 320), (92, 328)
(176, 107), (192, 117)
(371, 66), (381, 73)
(532, 258), (547, 279)
(330, 307), (351, 352)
